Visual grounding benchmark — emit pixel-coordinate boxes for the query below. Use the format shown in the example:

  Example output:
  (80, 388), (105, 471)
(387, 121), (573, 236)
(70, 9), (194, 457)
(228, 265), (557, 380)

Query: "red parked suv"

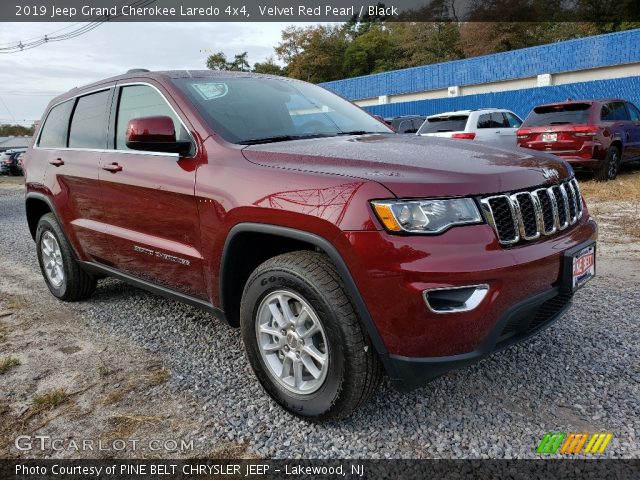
(517, 98), (640, 180)
(24, 70), (597, 420)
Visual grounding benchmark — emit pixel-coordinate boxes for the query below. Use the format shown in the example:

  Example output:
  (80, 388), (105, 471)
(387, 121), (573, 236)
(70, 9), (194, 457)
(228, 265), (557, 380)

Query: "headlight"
(371, 198), (482, 234)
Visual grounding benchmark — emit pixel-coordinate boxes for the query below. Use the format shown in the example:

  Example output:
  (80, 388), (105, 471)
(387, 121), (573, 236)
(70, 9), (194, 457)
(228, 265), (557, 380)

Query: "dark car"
(384, 115), (426, 133)
(0, 150), (26, 175)
(517, 99), (640, 180)
(24, 70), (597, 420)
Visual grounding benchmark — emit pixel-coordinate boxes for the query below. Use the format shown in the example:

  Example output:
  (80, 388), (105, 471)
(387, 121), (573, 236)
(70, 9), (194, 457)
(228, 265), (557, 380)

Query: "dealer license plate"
(571, 245), (595, 291)
(542, 133), (557, 142)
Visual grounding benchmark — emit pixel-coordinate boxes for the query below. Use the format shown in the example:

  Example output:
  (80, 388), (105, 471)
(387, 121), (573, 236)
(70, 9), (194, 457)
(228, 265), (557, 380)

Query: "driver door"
(98, 82), (206, 298)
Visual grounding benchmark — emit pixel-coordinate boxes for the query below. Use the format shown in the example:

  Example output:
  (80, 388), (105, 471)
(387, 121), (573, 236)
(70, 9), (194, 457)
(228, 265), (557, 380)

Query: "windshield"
(172, 76), (392, 144)
(418, 115), (468, 134)
(523, 103), (592, 126)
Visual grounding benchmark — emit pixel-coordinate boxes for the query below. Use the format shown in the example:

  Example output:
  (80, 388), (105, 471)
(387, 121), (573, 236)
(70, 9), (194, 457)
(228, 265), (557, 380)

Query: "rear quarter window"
(38, 100), (74, 148)
(524, 103), (592, 126)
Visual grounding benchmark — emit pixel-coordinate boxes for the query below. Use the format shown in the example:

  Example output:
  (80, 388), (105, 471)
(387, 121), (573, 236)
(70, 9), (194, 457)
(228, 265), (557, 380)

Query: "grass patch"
(0, 356), (20, 374)
(31, 388), (69, 411)
(145, 367), (170, 386)
(579, 170), (640, 202)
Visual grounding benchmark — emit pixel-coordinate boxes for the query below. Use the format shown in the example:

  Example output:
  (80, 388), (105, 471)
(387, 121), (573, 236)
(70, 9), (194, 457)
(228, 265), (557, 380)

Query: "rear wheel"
(595, 146), (620, 181)
(240, 251), (382, 421)
(36, 213), (96, 301)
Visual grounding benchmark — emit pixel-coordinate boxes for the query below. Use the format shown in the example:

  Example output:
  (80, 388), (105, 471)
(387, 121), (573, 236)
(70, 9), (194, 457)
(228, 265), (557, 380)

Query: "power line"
(0, 0), (157, 54)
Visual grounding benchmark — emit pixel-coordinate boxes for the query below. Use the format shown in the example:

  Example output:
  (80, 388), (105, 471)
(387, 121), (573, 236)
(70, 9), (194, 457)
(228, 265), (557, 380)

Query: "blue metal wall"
(360, 76), (640, 120)
(320, 29), (640, 100)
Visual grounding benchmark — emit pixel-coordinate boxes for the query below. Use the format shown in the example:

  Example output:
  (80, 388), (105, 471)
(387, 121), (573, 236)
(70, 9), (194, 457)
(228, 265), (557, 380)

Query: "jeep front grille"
(480, 178), (583, 246)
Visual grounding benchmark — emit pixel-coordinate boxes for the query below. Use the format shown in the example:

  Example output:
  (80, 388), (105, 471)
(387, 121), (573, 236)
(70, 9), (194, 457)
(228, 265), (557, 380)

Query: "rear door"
(38, 90), (112, 262)
(625, 102), (640, 159)
(601, 101), (632, 159)
(98, 82), (206, 298)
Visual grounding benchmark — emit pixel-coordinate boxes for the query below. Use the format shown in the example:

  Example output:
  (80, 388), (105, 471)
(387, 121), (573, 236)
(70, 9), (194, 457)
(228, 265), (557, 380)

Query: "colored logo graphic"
(537, 432), (613, 454)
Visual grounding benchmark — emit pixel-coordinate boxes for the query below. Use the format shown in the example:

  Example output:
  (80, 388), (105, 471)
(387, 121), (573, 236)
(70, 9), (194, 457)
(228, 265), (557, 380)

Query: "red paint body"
(24, 71), (598, 367)
(517, 98), (640, 171)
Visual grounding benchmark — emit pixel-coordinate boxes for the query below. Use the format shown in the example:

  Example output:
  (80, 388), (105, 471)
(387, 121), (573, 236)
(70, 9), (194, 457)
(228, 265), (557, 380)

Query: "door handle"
(49, 158), (64, 167)
(102, 163), (123, 173)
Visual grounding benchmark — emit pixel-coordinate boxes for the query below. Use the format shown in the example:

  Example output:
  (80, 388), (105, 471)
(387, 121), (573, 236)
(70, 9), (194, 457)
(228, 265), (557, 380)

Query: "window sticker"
(192, 82), (228, 100)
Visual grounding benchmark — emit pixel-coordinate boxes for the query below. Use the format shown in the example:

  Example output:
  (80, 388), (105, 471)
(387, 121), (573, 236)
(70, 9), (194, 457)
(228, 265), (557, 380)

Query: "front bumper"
(384, 286), (572, 391)
(338, 214), (597, 388)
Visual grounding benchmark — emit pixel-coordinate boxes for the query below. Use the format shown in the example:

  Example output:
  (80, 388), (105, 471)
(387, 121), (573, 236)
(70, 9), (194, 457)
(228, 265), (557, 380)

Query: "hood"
(241, 134), (572, 198)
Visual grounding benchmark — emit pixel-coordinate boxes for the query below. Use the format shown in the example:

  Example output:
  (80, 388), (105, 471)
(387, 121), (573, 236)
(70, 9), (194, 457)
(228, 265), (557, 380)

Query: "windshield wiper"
(239, 134), (328, 145)
(334, 130), (380, 136)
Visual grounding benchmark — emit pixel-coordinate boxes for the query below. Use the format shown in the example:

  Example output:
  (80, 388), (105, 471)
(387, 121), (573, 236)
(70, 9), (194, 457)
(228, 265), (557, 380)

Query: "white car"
(417, 108), (523, 146)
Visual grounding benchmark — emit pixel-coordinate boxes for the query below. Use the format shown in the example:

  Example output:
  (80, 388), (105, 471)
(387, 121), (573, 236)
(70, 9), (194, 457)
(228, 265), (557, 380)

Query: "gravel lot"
(1, 179), (638, 459)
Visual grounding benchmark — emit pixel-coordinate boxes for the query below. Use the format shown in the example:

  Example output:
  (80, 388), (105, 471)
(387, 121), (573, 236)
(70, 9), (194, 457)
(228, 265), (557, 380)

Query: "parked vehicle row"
(384, 98), (640, 180)
(0, 149), (26, 176)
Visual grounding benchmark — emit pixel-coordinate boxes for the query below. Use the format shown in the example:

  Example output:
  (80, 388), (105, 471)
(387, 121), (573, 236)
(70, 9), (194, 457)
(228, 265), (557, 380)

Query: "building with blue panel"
(320, 29), (640, 120)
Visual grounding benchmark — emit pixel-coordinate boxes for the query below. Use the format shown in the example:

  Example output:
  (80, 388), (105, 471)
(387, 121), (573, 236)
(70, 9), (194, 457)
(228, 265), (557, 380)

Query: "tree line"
(205, 21), (639, 83)
(0, 124), (34, 137)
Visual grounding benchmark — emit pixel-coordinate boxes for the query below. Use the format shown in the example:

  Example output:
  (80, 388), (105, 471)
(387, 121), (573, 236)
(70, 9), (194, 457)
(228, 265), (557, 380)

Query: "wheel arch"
(25, 193), (56, 240)
(219, 223), (388, 357)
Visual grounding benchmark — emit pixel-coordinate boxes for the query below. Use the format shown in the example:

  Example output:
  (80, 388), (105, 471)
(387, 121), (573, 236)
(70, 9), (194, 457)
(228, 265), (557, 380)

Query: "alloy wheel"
(255, 290), (329, 395)
(41, 231), (64, 287)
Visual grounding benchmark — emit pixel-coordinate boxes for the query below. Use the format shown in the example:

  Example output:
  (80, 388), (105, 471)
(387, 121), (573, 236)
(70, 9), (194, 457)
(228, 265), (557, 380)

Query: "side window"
(626, 103), (640, 122)
(68, 90), (111, 149)
(38, 100), (74, 148)
(504, 112), (522, 128)
(601, 102), (629, 121)
(477, 113), (509, 129)
(477, 114), (492, 129)
(115, 85), (189, 150)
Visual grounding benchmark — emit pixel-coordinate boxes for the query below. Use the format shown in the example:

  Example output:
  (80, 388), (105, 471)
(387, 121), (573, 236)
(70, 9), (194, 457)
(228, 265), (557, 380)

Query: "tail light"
(573, 125), (599, 137)
(451, 132), (476, 140)
(516, 128), (531, 140)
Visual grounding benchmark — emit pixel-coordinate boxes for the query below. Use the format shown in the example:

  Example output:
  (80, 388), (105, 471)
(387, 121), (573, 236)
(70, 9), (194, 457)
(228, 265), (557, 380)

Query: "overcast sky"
(0, 22), (313, 126)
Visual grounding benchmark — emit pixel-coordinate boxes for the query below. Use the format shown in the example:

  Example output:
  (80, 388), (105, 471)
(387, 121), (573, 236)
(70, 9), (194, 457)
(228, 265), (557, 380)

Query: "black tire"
(35, 213), (96, 301)
(240, 251), (382, 421)
(595, 146), (621, 181)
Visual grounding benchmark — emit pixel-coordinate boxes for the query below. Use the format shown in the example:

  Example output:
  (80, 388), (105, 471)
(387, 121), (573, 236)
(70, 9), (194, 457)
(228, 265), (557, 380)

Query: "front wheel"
(240, 251), (382, 421)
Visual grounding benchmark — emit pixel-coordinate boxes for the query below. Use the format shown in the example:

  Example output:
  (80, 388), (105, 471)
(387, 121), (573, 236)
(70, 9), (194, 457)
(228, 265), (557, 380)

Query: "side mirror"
(125, 116), (192, 155)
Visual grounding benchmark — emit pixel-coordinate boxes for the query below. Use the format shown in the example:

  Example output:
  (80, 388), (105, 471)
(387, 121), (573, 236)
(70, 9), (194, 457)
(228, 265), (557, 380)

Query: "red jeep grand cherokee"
(517, 98), (640, 181)
(24, 70), (597, 420)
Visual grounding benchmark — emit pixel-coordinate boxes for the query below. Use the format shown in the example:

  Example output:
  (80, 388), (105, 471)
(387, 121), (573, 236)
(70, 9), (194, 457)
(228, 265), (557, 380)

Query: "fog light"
(423, 285), (489, 314)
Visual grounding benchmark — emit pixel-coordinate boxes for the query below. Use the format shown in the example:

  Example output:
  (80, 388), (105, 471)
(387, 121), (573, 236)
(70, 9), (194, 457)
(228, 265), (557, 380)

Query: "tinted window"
(115, 85), (190, 150)
(601, 102), (629, 121)
(418, 115), (468, 134)
(523, 103), (592, 126)
(477, 112), (509, 129)
(68, 90), (111, 149)
(38, 100), (73, 148)
(173, 77), (391, 144)
(504, 112), (523, 128)
(395, 119), (417, 133)
(627, 103), (640, 122)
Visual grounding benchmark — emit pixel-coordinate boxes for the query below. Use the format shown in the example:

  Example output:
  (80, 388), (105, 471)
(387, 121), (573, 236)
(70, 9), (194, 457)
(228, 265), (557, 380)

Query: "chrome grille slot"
(480, 195), (519, 244)
(551, 185), (569, 230)
(570, 178), (584, 218)
(511, 192), (540, 240)
(565, 181), (578, 223)
(482, 178), (583, 246)
(532, 188), (557, 235)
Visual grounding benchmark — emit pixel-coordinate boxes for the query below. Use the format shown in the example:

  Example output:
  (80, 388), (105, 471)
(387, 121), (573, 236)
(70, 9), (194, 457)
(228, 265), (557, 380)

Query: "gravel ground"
(1, 184), (638, 459)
